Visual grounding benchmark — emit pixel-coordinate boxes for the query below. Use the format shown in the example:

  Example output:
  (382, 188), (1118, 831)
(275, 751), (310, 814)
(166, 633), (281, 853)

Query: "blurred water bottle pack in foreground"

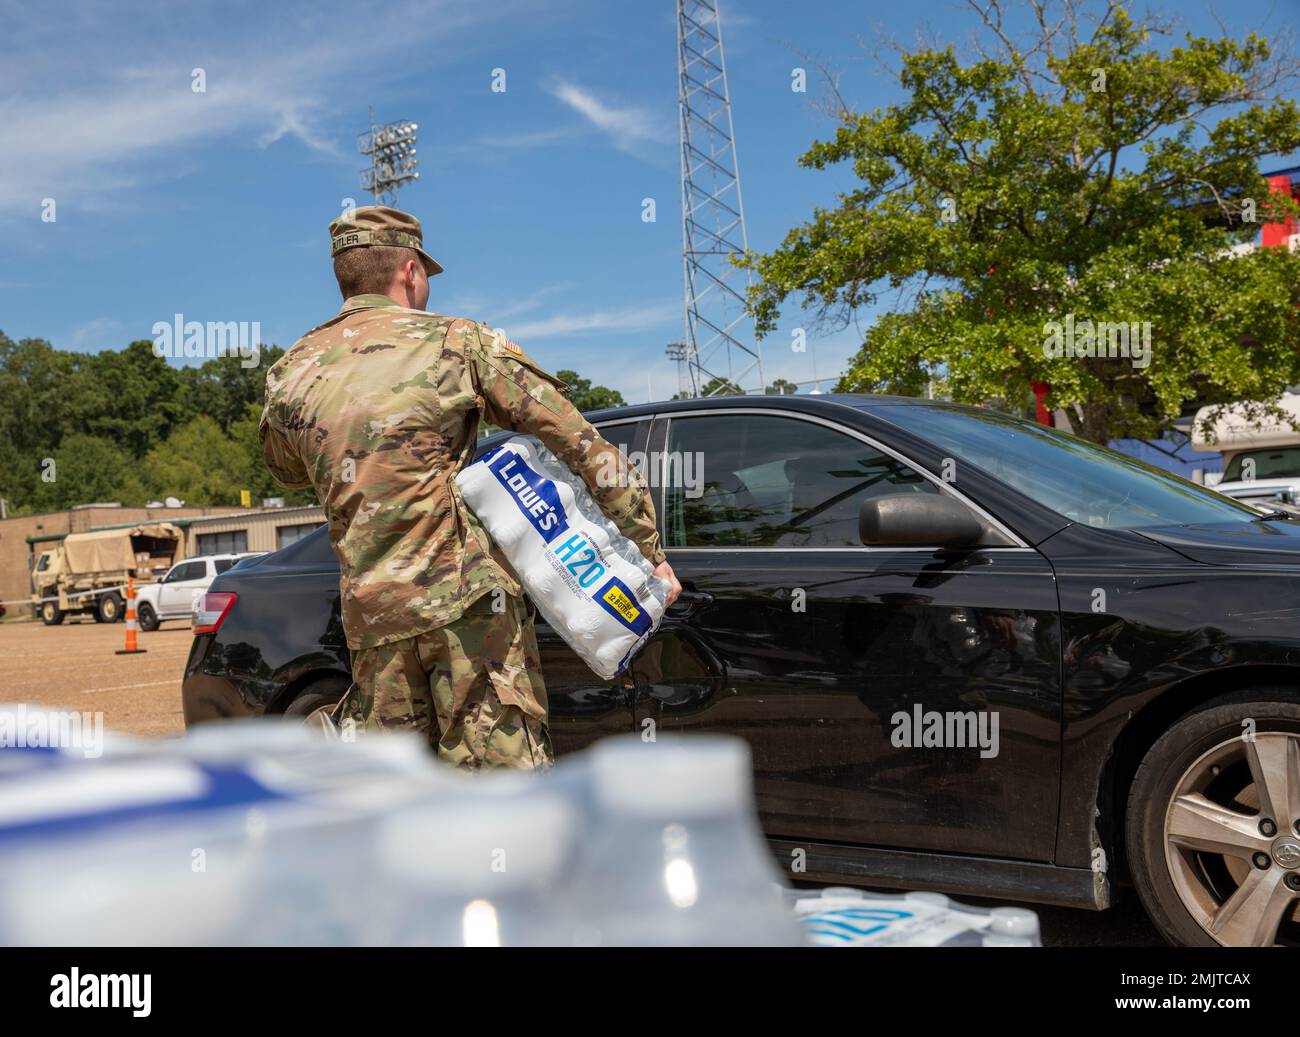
(0, 705), (1037, 947)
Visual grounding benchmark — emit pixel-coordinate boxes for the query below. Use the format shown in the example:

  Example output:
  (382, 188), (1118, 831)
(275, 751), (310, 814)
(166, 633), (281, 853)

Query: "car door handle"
(666, 590), (713, 618)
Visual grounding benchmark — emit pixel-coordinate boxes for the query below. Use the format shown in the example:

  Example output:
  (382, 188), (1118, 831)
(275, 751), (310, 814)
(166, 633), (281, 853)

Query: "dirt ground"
(0, 616), (191, 737)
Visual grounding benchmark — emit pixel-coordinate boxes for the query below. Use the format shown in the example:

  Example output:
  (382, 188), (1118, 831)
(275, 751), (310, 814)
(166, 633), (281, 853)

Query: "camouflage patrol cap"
(328, 205), (444, 277)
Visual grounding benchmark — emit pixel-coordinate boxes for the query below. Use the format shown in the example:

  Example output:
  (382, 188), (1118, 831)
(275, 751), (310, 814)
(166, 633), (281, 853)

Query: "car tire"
(40, 601), (64, 625)
(283, 677), (349, 720)
(1126, 689), (1300, 947)
(137, 602), (160, 632)
(97, 592), (123, 624)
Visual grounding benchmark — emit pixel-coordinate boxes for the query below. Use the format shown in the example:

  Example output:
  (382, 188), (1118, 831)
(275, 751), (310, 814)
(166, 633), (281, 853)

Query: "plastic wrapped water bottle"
(563, 734), (806, 946)
(368, 791), (579, 946)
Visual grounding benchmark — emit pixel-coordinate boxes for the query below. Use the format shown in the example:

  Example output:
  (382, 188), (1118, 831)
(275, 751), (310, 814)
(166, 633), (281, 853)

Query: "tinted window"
(197, 530), (249, 555)
(664, 414), (937, 547)
(214, 558), (238, 574)
(168, 561), (206, 582)
(1224, 447), (1300, 481)
(276, 522), (319, 549)
(269, 524), (336, 566)
(878, 404), (1262, 529)
(595, 420), (645, 458)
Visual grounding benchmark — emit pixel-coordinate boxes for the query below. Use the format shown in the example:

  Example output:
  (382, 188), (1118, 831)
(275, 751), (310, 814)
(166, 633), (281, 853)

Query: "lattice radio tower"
(676, 0), (763, 397)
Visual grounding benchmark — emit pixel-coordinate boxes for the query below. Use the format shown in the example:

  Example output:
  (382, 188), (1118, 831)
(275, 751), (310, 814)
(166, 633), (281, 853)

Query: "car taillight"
(192, 591), (236, 635)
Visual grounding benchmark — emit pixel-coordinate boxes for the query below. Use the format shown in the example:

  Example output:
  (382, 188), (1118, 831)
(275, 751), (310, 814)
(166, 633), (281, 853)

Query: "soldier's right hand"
(653, 560), (682, 607)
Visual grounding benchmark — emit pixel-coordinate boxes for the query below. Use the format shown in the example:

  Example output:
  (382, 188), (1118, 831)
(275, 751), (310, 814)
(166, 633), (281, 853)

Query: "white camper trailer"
(1191, 393), (1300, 509)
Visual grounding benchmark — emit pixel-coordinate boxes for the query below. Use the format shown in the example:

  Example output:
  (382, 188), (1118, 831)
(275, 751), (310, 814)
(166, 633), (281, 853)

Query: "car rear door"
(636, 407), (1062, 863)
(526, 417), (652, 755)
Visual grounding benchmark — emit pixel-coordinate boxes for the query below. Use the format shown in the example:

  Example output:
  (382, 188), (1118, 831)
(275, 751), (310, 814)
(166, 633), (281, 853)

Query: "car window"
(595, 420), (645, 458)
(1223, 447), (1300, 482)
(663, 414), (938, 547)
(269, 524), (335, 566)
(168, 561), (205, 582)
(878, 404), (1262, 530)
(214, 558), (237, 574)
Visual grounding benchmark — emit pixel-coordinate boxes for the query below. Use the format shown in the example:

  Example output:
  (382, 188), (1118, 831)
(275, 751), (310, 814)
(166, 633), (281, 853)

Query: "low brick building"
(0, 505), (246, 613)
(3, 503), (327, 615)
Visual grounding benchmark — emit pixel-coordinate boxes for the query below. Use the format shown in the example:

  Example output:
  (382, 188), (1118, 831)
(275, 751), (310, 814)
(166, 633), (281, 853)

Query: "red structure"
(1262, 173), (1300, 249)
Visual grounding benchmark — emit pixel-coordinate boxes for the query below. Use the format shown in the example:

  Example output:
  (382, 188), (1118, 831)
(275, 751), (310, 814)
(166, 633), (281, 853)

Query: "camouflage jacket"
(259, 294), (665, 651)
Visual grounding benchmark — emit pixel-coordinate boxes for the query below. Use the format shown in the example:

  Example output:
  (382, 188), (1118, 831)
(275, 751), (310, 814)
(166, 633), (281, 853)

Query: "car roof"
(579, 392), (974, 424)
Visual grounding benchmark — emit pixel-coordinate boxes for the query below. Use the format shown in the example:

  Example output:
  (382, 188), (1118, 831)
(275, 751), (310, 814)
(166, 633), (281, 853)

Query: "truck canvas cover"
(61, 523), (182, 575)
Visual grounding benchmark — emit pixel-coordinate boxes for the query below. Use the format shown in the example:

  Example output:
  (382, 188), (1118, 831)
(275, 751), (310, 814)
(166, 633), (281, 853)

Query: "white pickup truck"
(135, 553), (265, 631)
(1192, 392), (1300, 510)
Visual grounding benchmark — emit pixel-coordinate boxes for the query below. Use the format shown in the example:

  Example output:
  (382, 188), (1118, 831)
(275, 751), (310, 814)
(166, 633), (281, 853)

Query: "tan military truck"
(31, 523), (183, 625)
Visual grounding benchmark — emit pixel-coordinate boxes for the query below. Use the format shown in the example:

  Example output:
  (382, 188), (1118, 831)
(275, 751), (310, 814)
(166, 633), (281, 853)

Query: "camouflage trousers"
(333, 592), (553, 771)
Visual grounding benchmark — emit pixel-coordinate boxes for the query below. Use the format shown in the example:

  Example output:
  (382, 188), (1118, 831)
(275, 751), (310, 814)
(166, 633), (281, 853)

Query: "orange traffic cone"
(115, 577), (147, 655)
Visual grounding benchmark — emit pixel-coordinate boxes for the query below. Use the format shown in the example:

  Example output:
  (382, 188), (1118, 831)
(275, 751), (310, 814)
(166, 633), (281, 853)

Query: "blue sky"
(3, 0), (1298, 403)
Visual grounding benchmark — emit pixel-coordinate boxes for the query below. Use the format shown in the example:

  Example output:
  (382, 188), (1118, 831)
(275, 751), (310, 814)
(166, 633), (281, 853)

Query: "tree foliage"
(740, 1), (1300, 442)
(0, 331), (618, 513)
(555, 370), (626, 412)
(0, 331), (305, 514)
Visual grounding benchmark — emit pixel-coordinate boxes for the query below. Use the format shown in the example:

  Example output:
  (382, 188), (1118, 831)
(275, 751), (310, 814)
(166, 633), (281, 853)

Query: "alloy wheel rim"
(1163, 730), (1300, 946)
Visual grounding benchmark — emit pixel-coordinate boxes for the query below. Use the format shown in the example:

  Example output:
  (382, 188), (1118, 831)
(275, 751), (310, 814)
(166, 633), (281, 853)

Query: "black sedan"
(183, 394), (1300, 947)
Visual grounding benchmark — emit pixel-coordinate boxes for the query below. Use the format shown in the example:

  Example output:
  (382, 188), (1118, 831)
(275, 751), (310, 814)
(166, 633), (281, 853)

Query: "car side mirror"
(859, 493), (984, 548)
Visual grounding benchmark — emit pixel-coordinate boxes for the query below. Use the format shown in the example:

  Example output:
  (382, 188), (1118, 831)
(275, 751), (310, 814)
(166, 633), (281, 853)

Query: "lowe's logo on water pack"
(488, 451), (569, 543)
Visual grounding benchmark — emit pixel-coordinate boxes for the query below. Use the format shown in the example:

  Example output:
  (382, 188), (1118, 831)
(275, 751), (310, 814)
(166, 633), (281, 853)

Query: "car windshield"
(877, 404), (1263, 530)
(1223, 446), (1300, 482)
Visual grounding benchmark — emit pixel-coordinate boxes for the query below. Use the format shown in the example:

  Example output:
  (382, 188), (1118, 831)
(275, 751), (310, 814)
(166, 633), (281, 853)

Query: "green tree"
(740, 2), (1300, 442)
(0, 334), (75, 458)
(554, 370), (626, 412)
(26, 434), (138, 511)
(230, 402), (316, 507)
(0, 333), (290, 514)
(69, 340), (182, 457)
(142, 415), (250, 506)
(176, 346), (285, 432)
(702, 377), (745, 396)
(766, 378), (799, 395)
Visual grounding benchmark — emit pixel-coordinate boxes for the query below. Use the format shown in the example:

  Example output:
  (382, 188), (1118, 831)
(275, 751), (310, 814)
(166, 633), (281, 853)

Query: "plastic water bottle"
(368, 792), (579, 946)
(563, 734), (806, 946)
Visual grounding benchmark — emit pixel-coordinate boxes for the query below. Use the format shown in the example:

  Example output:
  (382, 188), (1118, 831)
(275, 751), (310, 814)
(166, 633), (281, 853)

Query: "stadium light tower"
(359, 108), (420, 206)
(676, 0), (763, 397)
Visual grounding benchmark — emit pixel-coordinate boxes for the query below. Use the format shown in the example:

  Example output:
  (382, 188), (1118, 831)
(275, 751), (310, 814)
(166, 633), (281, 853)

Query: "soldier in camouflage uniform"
(260, 206), (681, 770)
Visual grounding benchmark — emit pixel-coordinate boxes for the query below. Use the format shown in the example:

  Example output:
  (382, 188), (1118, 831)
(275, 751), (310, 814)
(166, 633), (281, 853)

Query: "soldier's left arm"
(463, 322), (666, 567)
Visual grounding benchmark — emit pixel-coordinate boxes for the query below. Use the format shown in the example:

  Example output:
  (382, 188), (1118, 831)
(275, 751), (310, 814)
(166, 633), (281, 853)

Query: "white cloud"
(470, 127), (584, 152)
(546, 81), (672, 154)
(0, 0), (518, 218)
(506, 301), (679, 341)
(63, 317), (125, 351)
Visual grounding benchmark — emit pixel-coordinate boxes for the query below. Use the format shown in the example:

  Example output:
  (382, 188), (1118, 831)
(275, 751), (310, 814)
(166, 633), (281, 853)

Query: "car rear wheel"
(283, 677), (349, 722)
(40, 601), (64, 625)
(1127, 691), (1300, 947)
(137, 602), (159, 632)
